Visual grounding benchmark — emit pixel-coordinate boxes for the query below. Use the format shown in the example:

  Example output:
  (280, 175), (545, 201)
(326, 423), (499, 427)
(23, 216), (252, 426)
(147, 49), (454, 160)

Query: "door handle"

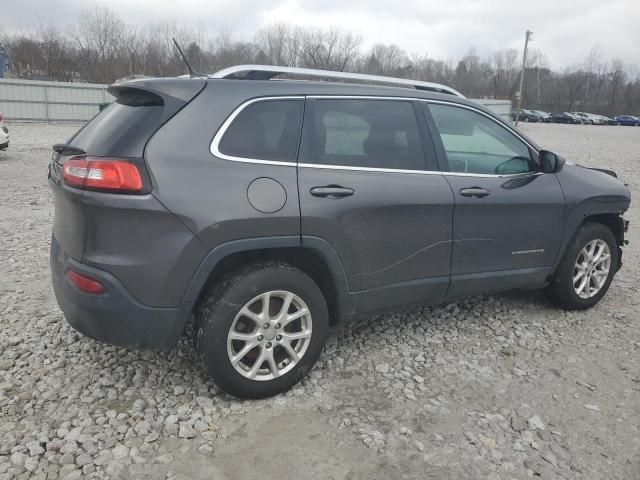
(310, 185), (355, 199)
(459, 187), (490, 198)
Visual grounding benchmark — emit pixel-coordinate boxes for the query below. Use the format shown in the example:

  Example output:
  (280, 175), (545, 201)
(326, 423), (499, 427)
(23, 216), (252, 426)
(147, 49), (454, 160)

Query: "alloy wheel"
(573, 239), (611, 299)
(226, 291), (313, 381)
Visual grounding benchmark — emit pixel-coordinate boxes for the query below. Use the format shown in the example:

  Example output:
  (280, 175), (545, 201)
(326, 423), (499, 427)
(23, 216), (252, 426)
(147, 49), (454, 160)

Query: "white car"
(595, 114), (616, 125)
(574, 112), (608, 125)
(0, 112), (9, 150)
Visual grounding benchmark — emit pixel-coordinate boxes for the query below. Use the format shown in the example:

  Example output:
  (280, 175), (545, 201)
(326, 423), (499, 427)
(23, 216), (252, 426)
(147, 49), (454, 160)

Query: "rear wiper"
(53, 144), (86, 156)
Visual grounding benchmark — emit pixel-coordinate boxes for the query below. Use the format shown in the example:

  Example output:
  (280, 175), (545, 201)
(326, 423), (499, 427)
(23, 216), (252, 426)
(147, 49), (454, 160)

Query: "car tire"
(195, 261), (329, 398)
(546, 222), (618, 310)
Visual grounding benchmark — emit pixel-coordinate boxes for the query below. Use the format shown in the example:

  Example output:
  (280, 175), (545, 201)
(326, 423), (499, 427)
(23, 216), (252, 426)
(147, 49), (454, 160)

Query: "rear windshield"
(68, 92), (165, 158)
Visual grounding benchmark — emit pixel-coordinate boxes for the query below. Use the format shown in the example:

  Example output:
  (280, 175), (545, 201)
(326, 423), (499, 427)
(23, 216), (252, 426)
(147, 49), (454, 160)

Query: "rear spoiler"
(108, 78), (206, 104)
(106, 78), (207, 125)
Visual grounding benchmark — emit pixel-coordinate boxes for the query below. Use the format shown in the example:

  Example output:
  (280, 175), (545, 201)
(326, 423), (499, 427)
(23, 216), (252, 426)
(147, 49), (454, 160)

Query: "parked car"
(573, 112), (606, 125)
(594, 114), (617, 125)
(510, 109), (539, 122)
(568, 112), (588, 124)
(572, 112), (590, 124)
(0, 112), (9, 150)
(550, 112), (581, 124)
(591, 114), (609, 125)
(530, 110), (552, 122)
(49, 65), (631, 398)
(614, 115), (640, 126)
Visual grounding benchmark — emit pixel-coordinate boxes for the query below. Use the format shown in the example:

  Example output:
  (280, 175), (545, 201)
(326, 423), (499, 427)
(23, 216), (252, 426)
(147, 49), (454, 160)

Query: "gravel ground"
(0, 122), (638, 480)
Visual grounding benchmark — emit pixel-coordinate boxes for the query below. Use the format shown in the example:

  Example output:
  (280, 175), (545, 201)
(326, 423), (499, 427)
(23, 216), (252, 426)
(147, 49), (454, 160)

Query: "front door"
(424, 102), (565, 298)
(298, 98), (454, 312)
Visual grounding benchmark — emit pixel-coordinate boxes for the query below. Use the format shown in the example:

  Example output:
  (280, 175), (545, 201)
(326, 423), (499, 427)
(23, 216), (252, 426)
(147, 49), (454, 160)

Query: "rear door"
(424, 102), (565, 298)
(297, 97), (454, 312)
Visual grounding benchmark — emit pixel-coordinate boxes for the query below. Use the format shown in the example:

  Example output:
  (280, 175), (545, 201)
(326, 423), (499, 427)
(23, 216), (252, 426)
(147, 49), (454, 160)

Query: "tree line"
(2, 7), (639, 116)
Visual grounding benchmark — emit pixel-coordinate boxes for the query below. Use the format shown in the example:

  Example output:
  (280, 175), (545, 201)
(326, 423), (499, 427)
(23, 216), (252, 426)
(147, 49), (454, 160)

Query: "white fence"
(0, 78), (512, 123)
(0, 78), (114, 122)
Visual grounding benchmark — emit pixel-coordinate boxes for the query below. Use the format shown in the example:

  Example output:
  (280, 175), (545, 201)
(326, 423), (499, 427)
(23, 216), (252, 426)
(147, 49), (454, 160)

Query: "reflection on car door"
(425, 102), (565, 298)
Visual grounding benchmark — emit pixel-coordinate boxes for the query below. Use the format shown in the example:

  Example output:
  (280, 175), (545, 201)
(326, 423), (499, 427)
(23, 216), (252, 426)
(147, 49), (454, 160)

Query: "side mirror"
(539, 150), (565, 173)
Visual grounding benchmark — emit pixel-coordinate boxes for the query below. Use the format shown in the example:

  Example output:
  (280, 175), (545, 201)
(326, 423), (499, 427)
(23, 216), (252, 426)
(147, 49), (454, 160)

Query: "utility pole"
(514, 30), (533, 127)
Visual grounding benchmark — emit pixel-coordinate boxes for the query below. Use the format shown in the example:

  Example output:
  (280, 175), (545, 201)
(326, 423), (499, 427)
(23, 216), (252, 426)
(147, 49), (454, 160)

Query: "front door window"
(428, 104), (534, 175)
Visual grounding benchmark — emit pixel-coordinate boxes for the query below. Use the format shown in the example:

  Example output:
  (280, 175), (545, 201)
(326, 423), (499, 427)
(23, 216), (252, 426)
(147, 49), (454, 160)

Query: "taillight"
(62, 157), (143, 192)
(65, 270), (105, 294)
(0, 112), (3, 122)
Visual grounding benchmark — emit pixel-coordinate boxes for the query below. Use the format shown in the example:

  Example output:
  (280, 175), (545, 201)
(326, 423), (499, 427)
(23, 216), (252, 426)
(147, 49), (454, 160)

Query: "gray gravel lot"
(0, 122), (638, 480)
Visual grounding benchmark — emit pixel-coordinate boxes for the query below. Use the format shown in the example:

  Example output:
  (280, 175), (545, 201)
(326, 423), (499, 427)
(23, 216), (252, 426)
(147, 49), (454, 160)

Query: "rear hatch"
(49, 78), (206, 262)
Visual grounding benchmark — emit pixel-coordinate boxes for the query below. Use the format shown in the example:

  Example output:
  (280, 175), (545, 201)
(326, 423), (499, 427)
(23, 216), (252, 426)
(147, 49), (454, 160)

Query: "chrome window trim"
(297, 162), (541, 179)
(297, 162), (441, 175)
(210, 95), (541, 178)
(444, 171), (543, 179)
(210, 95), (304, 167)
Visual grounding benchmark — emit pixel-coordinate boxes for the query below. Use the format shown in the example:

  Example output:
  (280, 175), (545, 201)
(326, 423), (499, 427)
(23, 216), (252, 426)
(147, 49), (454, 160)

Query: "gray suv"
(49, 65), (630, 398)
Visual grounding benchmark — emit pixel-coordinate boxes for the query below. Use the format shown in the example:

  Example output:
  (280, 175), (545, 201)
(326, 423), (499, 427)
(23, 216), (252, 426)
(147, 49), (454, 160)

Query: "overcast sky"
(3, 0), (639, 69)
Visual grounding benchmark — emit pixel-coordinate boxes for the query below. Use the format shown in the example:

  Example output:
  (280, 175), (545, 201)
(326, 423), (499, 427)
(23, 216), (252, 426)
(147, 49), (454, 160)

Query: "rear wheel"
(195, 261), (329, 398)
(546, 222), (618, 310)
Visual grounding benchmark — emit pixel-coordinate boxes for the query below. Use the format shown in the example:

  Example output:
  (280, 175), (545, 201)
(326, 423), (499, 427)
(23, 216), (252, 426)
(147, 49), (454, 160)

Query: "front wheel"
(546, 222), (618, 310)
(195, 261), (329, 398)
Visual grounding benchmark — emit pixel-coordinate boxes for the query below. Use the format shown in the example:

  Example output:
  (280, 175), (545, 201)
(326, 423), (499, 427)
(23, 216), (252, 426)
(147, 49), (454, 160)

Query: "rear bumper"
(50, 234), (192, 350)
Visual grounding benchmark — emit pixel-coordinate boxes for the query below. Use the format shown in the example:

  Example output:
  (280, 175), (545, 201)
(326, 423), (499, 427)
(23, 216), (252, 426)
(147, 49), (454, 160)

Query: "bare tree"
(608, 59), (627, 113)
(524, 49), (549, 105)
(256, 23), (293, 66)
(3, 9), (639, 115)
(297, 26), (360, 71)
(453, 48), (488, 97)
(70, 7), (126, 82)
(409, 54), (454, 85)
(489, 49), (519, 99)
(363, 44), (408, 76)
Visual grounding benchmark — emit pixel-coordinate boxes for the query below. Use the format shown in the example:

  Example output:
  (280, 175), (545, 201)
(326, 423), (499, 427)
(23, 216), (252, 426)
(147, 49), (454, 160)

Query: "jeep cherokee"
(49, 65), (631, 398)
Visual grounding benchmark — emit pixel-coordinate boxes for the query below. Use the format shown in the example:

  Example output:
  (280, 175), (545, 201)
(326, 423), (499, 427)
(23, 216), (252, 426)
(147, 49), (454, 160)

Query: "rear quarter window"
(217, 99), (303, 162)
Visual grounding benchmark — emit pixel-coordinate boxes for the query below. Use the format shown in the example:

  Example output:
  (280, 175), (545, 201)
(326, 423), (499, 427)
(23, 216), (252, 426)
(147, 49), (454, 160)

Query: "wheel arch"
(552, 211), (626, 277)
(582, 213), (626, 246)
(183, 237), (354, 325)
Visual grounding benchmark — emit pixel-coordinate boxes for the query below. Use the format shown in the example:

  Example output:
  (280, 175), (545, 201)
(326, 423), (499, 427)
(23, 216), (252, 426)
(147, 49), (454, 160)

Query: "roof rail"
(210, 65), (465, 98)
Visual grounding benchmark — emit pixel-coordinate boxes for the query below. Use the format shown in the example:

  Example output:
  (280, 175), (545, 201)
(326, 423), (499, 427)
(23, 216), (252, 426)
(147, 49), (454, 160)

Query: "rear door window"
(300, 99), (428, 171)
(218, 99), (303, 162)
